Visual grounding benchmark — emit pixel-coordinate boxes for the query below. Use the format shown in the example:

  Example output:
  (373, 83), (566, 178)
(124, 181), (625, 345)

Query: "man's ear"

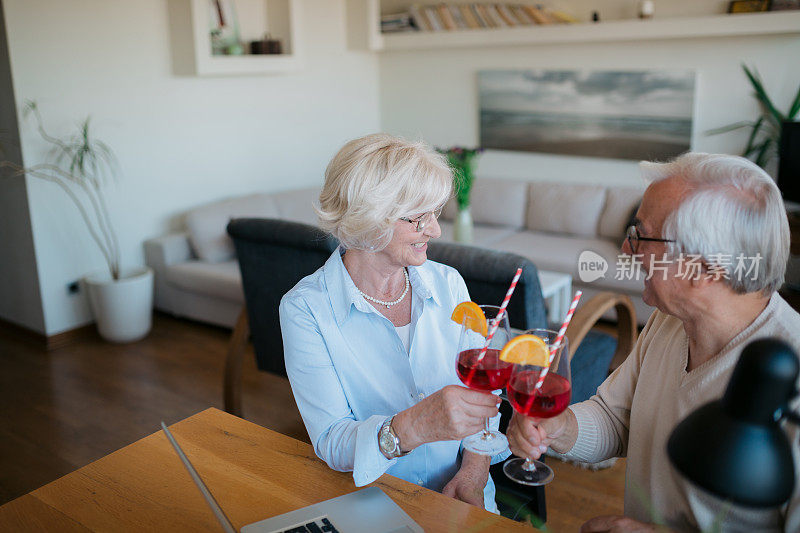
(689, 274), (714, 289)
(688, 258), (719, 289)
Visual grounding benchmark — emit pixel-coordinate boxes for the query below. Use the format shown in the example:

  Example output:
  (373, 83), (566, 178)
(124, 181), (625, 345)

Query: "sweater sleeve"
(280, 291), (396, 486)
(561, 311), (663, 464)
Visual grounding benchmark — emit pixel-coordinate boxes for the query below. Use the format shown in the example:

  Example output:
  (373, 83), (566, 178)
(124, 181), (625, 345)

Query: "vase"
(84, 267), (154, 343)
(454, 207), (474, 244)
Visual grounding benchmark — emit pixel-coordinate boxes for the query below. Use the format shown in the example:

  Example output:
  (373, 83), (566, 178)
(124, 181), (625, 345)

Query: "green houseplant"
(708, 65), (800, 170)
(438, 146), (483, 244)
(0, 101), (153, 342)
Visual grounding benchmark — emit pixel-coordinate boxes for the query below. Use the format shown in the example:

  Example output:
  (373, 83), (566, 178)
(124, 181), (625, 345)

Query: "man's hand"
(393, 385), (500, 451)
(442, 451), (490, 508)
(506, 409), (578, 459)
(581, 515), (668, 533)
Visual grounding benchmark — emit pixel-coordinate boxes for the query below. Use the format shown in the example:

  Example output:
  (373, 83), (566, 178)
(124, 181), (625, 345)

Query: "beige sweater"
(564, 293), (800, 532)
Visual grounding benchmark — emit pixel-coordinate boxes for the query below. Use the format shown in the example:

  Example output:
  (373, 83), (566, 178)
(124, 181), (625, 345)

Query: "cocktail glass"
(503, 328), (571, 485)
(455, 305), (513, 456)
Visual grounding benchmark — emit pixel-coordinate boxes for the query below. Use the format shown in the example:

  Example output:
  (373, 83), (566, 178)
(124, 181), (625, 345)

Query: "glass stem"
(522, 458), (536, 472)
(482, 417), (492, 439)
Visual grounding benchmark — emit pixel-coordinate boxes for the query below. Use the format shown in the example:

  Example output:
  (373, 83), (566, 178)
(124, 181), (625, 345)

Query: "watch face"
(379, 432), (396, 453)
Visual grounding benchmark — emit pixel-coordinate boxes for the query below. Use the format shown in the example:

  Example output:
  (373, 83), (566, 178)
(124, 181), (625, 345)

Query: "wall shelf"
(375, 10), (800, 51)
(169, 0), (302, 76)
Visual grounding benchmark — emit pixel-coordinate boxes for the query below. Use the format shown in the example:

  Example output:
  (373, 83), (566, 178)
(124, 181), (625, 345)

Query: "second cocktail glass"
(455, 305), (513, 456)
(504, 328), (571, 486)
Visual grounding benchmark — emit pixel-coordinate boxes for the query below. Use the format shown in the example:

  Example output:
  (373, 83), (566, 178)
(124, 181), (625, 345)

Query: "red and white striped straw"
(476, 267), (523, 362)
(534, 290), (583, 391)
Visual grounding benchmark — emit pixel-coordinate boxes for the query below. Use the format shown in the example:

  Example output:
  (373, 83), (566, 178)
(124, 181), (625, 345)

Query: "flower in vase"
(436, 146), (484, 210)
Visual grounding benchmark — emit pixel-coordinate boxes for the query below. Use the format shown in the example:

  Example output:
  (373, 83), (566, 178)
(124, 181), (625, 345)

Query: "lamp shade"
(667, 338), (798, 508)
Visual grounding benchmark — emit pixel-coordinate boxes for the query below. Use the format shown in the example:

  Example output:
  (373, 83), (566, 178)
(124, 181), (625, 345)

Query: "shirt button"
(417, 392), (425, 400)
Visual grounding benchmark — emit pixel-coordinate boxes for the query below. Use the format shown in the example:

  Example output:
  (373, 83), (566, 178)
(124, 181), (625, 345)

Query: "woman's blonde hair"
(317, 133), (453, 250)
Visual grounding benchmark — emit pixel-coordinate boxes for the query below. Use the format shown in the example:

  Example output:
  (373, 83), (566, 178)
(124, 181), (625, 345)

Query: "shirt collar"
(323, 248), (443, 326)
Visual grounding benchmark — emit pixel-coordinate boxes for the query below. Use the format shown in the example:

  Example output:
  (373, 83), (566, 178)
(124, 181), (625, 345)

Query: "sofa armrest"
(144, 232), (194, 268)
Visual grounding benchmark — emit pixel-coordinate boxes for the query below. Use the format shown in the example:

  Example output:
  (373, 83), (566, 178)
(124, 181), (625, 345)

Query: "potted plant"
(0, 101), (153, 342)
(708, 64), (800, 170)
(438, 146), (483, 244)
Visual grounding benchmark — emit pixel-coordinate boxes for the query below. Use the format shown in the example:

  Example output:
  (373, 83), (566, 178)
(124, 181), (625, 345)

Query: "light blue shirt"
(279, 249), (507, 511)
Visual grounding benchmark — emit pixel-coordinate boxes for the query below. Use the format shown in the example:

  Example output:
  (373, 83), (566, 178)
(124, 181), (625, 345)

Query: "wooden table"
(0, 408), (534, 532)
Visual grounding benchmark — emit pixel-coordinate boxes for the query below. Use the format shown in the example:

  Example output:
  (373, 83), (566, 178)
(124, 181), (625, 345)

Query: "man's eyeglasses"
(626, 225), (675, 254)
(400, 206), (444, 233)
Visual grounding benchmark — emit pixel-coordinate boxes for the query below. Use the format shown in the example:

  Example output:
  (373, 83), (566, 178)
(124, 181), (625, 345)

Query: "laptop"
(161, 422), (424, 533)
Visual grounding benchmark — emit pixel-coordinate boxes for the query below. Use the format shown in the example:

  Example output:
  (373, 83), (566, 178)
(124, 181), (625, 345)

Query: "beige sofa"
(144, 179), (652, 328)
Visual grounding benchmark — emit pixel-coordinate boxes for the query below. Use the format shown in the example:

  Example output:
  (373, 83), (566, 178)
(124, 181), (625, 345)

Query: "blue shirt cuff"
(353, 414), (397, 486)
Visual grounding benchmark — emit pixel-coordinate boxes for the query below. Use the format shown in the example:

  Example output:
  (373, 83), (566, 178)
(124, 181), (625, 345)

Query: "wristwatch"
(378, 415), (408, 459)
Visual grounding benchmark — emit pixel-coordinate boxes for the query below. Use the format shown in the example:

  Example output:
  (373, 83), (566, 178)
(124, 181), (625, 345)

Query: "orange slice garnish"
(499, 334), (551, 367)
(451, 301), (488, 336)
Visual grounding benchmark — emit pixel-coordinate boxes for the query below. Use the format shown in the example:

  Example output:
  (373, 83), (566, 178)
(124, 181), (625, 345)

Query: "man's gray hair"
(640, 152), (789, 295)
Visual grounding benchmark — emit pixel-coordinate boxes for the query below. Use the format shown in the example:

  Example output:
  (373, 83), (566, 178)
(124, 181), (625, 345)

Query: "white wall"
(3, 0), (380, 335)
(378, 34), (800, 186)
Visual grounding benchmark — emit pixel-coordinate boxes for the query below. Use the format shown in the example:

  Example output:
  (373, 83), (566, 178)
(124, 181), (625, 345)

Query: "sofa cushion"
(490, 231), (644, 294)
(442, 178), (528, 229)
(185, 194), (279, 263)
(598, 186), (644, 240)
(437, 221), (520, 247)
(165, 260), (244, 303)
(272, 187), (322, 227)
(526, 183), (606, 238)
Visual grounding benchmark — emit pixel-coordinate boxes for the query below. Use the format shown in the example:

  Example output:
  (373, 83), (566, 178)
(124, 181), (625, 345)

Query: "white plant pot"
(453, 207), (474, 244)
(84, 267), (154, 343)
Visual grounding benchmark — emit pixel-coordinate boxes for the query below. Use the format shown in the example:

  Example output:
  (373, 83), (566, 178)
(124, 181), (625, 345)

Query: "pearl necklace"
(356, 269), (409, 308)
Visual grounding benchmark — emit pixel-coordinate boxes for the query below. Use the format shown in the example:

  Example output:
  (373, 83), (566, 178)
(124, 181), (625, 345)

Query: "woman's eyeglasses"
(400, 206), (444, 233)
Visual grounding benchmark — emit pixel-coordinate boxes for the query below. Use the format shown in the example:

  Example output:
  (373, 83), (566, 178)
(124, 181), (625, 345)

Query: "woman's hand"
(392, 385), (500, 451)
(442, 451), (490, 508)
(506, 409), (578, 459)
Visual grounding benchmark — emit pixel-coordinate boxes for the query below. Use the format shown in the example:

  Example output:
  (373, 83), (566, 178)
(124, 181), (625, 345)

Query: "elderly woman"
(279, 133), (505, 511)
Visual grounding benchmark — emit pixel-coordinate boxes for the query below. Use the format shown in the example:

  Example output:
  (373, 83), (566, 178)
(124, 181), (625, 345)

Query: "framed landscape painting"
(479, 69), (696, 161)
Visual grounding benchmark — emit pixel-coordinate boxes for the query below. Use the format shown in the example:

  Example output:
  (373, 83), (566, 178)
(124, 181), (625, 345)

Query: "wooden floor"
(0, 313), (624, 531)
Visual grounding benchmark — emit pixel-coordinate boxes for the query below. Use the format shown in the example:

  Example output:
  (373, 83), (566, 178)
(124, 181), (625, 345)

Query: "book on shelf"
(476, 4), (497, 27)
(459, 4), (481, 28)
(381, 12), (416, 33)
(438, 3), (457, 29)
(448, 4), (468, 29)
(486, 4), (506, 26)
(424, 5), (443, 30)
(496, 4), (518, 26)
(399, 3), (575, 34)
(510, 4), (534, 25)
(523, 4), (556, 24)
(549, 10), (578, 23)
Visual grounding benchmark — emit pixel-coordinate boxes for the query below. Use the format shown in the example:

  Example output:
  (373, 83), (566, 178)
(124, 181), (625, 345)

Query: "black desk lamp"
(667, 338), (799, 507)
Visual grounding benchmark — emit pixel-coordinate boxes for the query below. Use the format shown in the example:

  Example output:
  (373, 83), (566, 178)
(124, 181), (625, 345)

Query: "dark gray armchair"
(425, 241), (547, 331)
(224, 218), (337, 415)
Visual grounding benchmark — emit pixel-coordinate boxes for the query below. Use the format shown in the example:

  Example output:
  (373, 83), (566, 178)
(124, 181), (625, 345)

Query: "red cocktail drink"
(503, 328), (571, 486)
(453, 304), (512, 456)
(508, 371), (571, 418)
(456, 348), (513, 391)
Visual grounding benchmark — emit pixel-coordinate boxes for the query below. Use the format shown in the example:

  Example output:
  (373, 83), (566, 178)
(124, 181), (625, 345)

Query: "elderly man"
(507, 153), (800, 532)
